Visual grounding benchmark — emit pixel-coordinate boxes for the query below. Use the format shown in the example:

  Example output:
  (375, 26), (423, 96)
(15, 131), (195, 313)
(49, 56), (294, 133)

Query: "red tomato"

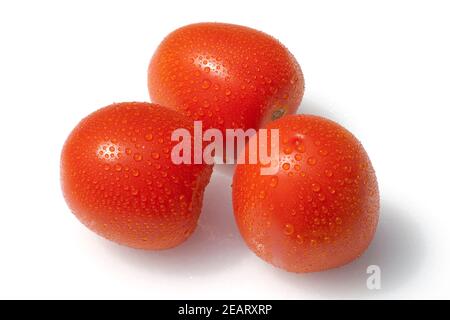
(61, 102), (213, 250)
(232, 115), (379, 272)
(148, 22), (304, 133)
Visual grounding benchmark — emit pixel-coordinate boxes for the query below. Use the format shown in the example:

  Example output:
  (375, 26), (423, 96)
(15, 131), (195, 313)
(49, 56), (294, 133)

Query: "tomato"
(61, 102), (213, 250)
(232, 115), (379, 272)
(148, 22), (304, 134)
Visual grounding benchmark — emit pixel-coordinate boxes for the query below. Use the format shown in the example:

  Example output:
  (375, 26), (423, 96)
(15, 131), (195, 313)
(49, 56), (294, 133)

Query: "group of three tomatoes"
(61, 23), (379, 273)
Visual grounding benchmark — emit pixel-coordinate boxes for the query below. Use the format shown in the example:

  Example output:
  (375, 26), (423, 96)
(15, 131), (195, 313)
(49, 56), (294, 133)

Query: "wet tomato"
(148, 22), (304, 133)
(61, 102), (213, 250)
(232, 114), (379, 272)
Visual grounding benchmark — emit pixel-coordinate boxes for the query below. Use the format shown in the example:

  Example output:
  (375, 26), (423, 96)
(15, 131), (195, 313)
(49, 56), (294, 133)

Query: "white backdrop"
(0, 0), (449, 299)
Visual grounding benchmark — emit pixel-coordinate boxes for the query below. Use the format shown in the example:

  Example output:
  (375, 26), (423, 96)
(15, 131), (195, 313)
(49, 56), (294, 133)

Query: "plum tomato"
(148, 22), (304, 133)
(232, 114), (379, 272)
(61, 102), (213, 250)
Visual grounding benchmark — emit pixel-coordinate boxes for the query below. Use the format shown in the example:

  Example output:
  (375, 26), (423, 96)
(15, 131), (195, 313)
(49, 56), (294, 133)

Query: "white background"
(0, 0), (449, 299)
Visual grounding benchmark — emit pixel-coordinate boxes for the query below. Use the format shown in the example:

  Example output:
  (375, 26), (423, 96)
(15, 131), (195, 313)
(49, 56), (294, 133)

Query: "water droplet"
(109, 146), (115, 152)
(319, 149), (329, 156)
(282, 163), (290, 171)
(284, 223), (294, 235)
(201, 79), (211, 89)
(294, 153), (302, 161)
(131, 168), (140, 177)
(114, 164), (122, 172)
(283, 147), (293, 154)
(145, 133), (153, 141)
(125, 148), (132, 155)
(325, 169), (333, 177)
(296, 235), (304, 244)
(269, 176), (278, 187)
(104, 164), (110, 171)
(259, 190), (266, 199)
(225, 89), (232, 96)
(151, 152), (160, 160)
(134, 153), (143, 161)
(312, 183), (321, 192)
(335, 217), (342, 225)
(296, 144), (306, 153)
(307, 157), (317, 166)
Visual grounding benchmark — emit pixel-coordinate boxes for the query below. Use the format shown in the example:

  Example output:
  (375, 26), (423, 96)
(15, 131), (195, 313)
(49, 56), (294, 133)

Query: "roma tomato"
(148, 22), (304, 133)
(232, 115), (379, 272)
(61, 102), (213, 250)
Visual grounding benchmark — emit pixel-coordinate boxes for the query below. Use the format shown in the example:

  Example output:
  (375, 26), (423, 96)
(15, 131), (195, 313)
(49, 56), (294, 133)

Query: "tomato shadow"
(273, 200), (426, 298)
(103, 170), (248, 277)
(297, 97), (347, 123)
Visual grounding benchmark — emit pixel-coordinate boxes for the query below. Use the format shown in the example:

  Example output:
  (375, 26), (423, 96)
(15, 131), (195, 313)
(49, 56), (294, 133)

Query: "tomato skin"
(61, 102), (213, 250)
(232, 115), (379, 272)
(148, 22), (304, 133)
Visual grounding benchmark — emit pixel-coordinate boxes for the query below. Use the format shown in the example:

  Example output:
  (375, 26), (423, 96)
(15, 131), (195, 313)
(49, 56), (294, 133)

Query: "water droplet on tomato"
(307, 157), (317, 166)
(270, 176), (278, 187)
(151, 152), (160, 160)
(284, 223), (294, 235)
(131, 168), (140, 177)
(145, 133), (153, 141)
(201, 79), (211, 89)
(312, 183), (321, 192)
